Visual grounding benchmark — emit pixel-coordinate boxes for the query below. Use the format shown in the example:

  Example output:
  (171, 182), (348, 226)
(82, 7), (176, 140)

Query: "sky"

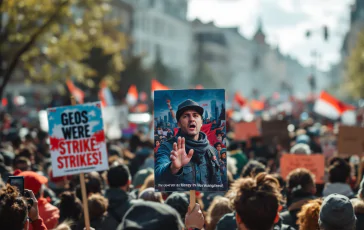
(187, 0), (354, 71)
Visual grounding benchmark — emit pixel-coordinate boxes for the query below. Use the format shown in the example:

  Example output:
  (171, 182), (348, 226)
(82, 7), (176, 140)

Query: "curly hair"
(233, 173), (282, 230)
(296, 198), (322, 230)
(0, 185), (28, 230)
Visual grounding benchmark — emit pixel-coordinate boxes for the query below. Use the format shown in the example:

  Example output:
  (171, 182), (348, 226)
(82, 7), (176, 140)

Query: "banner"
(47, 102), (109, 177)
(280, 154), (325, 184)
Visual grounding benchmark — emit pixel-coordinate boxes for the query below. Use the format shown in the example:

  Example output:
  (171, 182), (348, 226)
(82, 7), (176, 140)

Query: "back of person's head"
(206, 196), (233, 230)
(107, 163), (130, 188)
(241, 160), (266, 178)
(0, 185), (28, 230)
(138, 187), (163, 203)
(13, 156), (31, 171)
(165, 193), (189, 221)
(233, 173), (282, 230)
(296, 198), (322, 230)
(228, 141), (240, 151)
(58, 191), (83, 223)
(118, 201), (184, 230)
(319, 193), (356, 230)
(290, 143), (312, 154)
(85, 172), (103, 195)
(53, 220), (73, 230)
(328, 159), (351, 184)
(286, 168), (316, 198)
(88, 194), (108, 220)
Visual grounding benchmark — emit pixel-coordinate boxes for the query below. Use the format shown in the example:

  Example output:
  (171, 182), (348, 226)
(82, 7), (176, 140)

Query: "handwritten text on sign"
(280, 154), (325, 184)
(47, 102), (109, 177)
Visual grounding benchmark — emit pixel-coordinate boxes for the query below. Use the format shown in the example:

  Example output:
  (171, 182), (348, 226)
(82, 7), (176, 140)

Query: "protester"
(296, 198), (322, 230)
(281, 168), (317, 229)
(323, 158), (354, 198)
(318, 194), (356, 230)
(0, 185), (47, 230)
(103, 163), (136, 230)
(16, 170), (60, 229)
(205, 196), (233, 230)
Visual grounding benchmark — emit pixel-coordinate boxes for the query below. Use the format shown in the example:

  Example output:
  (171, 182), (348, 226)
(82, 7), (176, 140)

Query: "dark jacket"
(103, 188), (138, 230)
(280, 196), (315, 230)
(215, 212), (295, 230)
(155, 134), (222, 192)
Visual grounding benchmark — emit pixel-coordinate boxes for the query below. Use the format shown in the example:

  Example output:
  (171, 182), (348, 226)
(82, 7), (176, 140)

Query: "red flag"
(151, 79), (169, 92)
(126, 85), (138, 106)
(313, 91), (355, 119)
(66, 80), (84, 104)
(234, 92), (246, 107)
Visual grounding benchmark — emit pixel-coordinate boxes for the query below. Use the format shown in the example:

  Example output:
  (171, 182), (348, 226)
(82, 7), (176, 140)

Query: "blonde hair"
(297, 198), (322, 230)
(206, 196), (233, 230)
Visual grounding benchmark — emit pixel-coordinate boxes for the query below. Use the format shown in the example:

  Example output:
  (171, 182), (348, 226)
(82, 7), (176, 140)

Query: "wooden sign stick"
(189, 190), (195, 210)
(70, 96), (91, 230)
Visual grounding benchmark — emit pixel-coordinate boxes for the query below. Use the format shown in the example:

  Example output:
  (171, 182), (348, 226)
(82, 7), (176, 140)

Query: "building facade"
(125, 0), (192, 81)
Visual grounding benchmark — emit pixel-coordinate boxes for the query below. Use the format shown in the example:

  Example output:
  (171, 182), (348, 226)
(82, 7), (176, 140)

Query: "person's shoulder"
(216, 212), (236, 230)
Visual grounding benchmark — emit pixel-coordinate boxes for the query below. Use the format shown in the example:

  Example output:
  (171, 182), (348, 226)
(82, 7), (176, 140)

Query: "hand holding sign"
(170, 137), (194, 174)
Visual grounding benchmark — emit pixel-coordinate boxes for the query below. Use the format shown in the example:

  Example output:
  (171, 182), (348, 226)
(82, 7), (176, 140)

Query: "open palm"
(170, 137), (194, 171)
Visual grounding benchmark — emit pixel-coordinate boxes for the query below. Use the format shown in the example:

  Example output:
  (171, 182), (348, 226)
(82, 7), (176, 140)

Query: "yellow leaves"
(345, 31), (364, 99)
(112, 53), (125, 72)
(3, 0), (127, 88)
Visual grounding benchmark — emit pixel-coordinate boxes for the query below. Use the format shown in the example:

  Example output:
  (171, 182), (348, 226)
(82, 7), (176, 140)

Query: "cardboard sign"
(47, 102), (109, 177)
(261, 120), (290, 150)
(338, 126), (364, 156)
(234, 121), (260, 141)
(280, 154), (325, 184)
(154, 89), (227, 192)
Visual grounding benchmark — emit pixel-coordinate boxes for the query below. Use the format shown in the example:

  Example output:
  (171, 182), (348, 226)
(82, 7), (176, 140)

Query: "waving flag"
(66, 79), (84, 104)
(126, 85), (138, 106)
(98, 81), (114, 107)
(313, 91), (355, 120)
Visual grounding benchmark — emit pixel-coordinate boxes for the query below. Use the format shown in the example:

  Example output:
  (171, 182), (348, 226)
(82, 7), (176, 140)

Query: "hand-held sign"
(170, 137), (194, 174)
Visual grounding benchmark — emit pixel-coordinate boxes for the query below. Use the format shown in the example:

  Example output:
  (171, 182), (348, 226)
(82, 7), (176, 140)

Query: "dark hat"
(165, 193), (189, 220)
(118, 201), (184, 230)
(319, 193), (356, 230)
(220, 148), (227, 155)
(176, 99), (204, 121)
(132, 168), (153, 188)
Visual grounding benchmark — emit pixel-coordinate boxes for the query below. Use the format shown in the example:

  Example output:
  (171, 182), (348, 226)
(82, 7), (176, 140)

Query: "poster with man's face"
(154, 89), (227, 192)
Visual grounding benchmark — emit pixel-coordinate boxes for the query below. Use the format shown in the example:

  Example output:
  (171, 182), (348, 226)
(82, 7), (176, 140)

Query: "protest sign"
(338, 125), (364, 156)
(47, 102), (109, 177)
(280, 154), (325, 184)
(154, 89), (227, 192)
(262, 120), (290, 150)
(234, 121), (260, 141)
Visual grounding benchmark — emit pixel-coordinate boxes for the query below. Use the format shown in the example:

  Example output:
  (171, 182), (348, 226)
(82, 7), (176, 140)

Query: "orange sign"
(280, 154), (325, 184)
(234, 122), (260, 141)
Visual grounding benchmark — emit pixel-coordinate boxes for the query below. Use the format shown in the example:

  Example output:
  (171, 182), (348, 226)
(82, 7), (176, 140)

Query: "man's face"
(178, 109), (202, 138)
(156, 141), (160, 146)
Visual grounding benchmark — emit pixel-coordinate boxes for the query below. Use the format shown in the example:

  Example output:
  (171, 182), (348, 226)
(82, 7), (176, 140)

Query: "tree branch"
(0, 0), (69, 98)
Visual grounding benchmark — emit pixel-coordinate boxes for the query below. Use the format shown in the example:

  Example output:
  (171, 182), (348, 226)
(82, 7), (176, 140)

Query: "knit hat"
(319, 193), (356, 230)
(165, 193), (189, 220)
(15, 170), (48, 195)
(118, 201), (184, 230)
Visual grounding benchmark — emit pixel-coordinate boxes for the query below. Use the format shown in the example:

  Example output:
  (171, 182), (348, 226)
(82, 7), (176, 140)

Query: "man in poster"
(155, 99), (223, 191)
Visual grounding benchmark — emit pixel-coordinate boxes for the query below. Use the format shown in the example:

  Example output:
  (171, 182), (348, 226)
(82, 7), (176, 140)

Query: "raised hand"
(170, 137), (194, 174)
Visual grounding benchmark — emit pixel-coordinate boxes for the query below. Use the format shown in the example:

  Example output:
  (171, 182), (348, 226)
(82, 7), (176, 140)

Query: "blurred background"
(1, 0), (363, 129)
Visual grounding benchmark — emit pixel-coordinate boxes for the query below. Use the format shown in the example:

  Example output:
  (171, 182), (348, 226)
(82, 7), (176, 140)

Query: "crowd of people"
(1, 109), (364, 230)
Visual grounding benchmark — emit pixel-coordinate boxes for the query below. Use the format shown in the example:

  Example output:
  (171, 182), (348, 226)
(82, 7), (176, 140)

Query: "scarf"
(176, 129), (210, 164)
